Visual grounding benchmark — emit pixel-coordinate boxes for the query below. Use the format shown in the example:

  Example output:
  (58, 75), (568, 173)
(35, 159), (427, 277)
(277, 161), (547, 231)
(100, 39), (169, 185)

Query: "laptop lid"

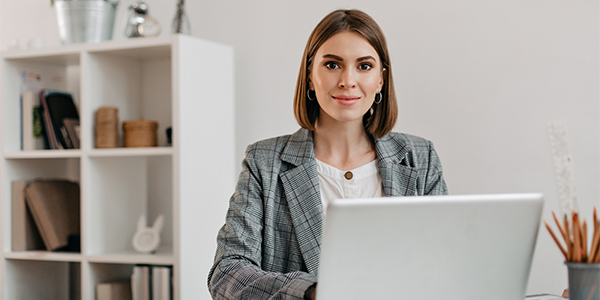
(316, 193), (544, 300)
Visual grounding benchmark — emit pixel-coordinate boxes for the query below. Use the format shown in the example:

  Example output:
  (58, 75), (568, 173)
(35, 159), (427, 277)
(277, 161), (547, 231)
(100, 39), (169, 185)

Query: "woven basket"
(123, 118), (158, 147)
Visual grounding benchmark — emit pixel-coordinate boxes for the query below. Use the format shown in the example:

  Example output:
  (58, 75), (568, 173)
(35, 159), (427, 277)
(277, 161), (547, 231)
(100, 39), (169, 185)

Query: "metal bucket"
(55, 1), (118, 44)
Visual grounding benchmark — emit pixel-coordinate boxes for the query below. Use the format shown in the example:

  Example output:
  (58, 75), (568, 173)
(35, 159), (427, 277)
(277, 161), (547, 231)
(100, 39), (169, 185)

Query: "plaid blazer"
(208, 128), (447, 300)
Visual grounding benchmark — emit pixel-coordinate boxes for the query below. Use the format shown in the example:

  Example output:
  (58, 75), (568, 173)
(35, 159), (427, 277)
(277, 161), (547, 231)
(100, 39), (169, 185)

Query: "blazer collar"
(280, 128), (323, 275)
(374, 133), (418, 197)
(279, 128), (418, 275)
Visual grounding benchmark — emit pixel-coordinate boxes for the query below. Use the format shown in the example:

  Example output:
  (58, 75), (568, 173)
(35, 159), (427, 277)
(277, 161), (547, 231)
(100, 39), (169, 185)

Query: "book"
(39, 91), (61, 149)
(39, 90), (80, 149)
(21, 92), (45, 150)
(37, 106), (50, 149)
(44, 90), (79, 149)
(97, 280), (132, 300)
(11, 181), (44, 251)
(131, 265), (150, 300)
(151, 266), (172, 300)
(24, 180), (80, 251)
(63, 118), (80, 149)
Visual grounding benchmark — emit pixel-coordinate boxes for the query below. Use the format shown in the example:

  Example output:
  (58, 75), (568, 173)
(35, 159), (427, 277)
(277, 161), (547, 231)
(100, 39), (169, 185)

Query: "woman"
(208, 9), (447, 300)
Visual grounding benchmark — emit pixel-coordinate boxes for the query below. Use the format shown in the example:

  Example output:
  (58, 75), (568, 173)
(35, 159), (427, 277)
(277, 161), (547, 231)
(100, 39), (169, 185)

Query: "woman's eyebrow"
(321, 54), (377, 62)
(356, 55), (376, 62)
(322, 54), (343, 61)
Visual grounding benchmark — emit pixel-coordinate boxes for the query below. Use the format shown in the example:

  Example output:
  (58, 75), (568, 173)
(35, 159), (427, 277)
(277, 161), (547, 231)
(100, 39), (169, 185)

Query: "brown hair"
(293, 9), (398, 138)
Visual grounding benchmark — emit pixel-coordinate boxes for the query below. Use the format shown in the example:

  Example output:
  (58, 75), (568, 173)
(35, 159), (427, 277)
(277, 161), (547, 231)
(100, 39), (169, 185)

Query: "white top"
(316, 158), (384, 214)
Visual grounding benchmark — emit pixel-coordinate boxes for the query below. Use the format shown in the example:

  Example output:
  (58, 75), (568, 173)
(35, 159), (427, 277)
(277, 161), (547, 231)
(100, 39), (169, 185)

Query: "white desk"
(526, 294), (567, 300)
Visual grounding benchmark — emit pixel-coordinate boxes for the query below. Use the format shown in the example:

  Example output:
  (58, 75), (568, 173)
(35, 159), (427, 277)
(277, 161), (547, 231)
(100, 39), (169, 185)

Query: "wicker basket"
(123, 118), (158, 147)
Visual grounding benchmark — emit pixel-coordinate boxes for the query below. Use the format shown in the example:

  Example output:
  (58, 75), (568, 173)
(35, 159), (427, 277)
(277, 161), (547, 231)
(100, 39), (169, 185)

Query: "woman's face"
(309, 31), (384, 127)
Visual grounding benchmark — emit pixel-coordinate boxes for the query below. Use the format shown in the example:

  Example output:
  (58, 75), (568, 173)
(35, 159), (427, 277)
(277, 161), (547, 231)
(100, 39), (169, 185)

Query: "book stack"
(21, 89), (80, 150)
(131, 265), (172, 300)
(12, 179), (80, 252)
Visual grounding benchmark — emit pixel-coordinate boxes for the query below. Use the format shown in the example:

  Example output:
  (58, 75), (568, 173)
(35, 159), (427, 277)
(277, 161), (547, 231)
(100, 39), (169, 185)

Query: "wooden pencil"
(588, 225), (600, 262)
(594, 207), (598, 231)
(565, 214), (572, 261)
(544, 220), (569, 260)
(573, 212), (581, 262)
(552, 211), (567, 242)
(595, 233), (600, 263)
(582, 220), (588, 262)
(594, 224), (600, 263)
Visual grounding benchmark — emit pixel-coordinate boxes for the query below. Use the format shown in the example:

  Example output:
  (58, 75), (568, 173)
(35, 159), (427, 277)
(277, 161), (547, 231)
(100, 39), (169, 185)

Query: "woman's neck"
(313, 118), (376, 171)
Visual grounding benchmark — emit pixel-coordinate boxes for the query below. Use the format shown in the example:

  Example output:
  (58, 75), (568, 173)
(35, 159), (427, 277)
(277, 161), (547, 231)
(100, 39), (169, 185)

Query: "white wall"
(2, 0), (598, 295)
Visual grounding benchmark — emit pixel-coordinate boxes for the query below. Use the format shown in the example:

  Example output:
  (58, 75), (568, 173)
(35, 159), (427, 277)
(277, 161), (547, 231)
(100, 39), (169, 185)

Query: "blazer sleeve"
(423, 140), (448, 195)
(208, 145), (317, 300)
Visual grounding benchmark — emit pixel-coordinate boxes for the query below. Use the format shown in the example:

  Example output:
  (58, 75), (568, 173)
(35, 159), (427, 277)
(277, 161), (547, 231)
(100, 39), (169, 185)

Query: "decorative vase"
(172, 0), (191, 34)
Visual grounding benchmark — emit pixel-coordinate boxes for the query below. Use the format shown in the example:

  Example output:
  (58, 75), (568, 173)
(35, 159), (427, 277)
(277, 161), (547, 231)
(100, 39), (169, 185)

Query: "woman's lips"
(332, 95), (360, 106)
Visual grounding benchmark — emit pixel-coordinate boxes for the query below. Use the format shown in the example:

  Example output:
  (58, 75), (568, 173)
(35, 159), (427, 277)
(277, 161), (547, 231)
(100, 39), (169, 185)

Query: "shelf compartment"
(2, 54), (81, 153)
(2, 158), (81, 253)
(4, 259), (80, 300)
(4, 251), (82, 262)
(83, 47), (172, 150)
(86, 262), (136, 300)
(85, 156), (173, 256)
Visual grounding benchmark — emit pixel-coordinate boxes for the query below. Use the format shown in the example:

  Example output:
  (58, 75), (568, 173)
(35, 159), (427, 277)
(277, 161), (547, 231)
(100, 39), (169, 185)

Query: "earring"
(307, 89), (316, 101)
(374, 92), (382, 104)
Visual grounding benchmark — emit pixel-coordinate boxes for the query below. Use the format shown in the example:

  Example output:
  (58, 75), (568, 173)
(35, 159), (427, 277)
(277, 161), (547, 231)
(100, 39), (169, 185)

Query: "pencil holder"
(566, 262), (600, 300)
(123, 118), (158, 147)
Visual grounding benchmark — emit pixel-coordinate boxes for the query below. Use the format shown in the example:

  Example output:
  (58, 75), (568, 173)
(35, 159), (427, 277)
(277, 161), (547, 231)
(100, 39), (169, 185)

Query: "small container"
(54, 0), (118, 44)
(95, 106), (119, 148)
(123, 118), (158, 147)
(566, 262), (600, 300)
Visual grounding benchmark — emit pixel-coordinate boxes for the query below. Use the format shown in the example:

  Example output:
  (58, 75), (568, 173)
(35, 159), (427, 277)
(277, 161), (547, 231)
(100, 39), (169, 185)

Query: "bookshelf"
(0, 35), (235, 300)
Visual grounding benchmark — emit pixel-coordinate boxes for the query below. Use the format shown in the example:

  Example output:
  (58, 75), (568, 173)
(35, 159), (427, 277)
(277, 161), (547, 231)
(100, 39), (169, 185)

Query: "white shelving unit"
(0, 35), (235, 300)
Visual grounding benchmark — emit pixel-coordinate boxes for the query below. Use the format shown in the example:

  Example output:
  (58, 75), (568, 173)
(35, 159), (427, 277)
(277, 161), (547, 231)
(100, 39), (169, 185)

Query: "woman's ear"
(378, 68), (386, 91)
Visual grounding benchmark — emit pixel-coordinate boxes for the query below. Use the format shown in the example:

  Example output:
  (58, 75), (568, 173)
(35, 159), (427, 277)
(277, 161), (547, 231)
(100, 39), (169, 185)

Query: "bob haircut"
(293, 9), (398, 139)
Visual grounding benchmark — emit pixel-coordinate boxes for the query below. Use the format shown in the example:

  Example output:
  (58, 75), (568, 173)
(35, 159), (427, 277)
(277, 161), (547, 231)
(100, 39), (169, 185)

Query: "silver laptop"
(316, 193), (544, 300)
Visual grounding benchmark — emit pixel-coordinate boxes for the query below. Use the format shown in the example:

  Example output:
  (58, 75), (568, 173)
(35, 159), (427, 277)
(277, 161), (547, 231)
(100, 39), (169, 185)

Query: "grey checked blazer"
(208, 128), (447, 300)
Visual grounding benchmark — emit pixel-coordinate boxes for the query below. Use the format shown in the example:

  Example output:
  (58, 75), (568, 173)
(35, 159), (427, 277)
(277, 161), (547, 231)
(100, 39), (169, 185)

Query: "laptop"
(316, 193), (544, 300)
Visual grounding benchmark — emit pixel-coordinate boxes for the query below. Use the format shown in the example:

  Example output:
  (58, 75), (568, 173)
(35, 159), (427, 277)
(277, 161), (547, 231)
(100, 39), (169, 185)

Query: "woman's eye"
(325, 62), (340, 69)
(359, 63), (373, 71)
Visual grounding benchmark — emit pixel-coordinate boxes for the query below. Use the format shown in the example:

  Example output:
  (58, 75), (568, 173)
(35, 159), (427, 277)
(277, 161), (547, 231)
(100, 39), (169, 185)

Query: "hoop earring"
(374, 92), (383, 104)
(307, 89), (316, 101)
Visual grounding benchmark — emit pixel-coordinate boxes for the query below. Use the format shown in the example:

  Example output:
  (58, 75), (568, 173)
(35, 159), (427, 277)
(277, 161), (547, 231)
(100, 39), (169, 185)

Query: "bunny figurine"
(132, 214), (164, 253)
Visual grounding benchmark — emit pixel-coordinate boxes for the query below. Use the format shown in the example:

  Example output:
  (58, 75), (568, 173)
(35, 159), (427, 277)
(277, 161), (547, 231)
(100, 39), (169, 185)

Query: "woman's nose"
(339, 69), (356, 89)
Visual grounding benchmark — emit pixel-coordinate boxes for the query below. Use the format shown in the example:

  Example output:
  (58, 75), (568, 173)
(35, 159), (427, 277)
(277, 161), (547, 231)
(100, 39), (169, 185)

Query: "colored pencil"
(564, 214), (572, 261)
(544, 220), (568, 260)
(588, 225), (600, 262)
(546, 210), (600, 264)
(553, 211), (567, 242)
(573, 212), (581, 262)
(594, 207), (598, 231)
(582, 220), (588, 262)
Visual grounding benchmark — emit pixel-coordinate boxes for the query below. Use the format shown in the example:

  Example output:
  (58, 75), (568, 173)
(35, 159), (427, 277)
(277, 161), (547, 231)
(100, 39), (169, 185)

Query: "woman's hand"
(304, 284), (317, 300)
(562, 288), (568, 298)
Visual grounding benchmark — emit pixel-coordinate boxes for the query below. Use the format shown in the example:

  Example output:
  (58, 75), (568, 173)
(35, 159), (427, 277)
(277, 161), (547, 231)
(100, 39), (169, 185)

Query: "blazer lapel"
(375, 134), (418, 197)
(280, 129), (323, 275)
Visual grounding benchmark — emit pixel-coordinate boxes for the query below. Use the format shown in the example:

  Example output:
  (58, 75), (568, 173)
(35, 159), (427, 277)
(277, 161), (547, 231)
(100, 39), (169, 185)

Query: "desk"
(526, 294), (567, 300)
